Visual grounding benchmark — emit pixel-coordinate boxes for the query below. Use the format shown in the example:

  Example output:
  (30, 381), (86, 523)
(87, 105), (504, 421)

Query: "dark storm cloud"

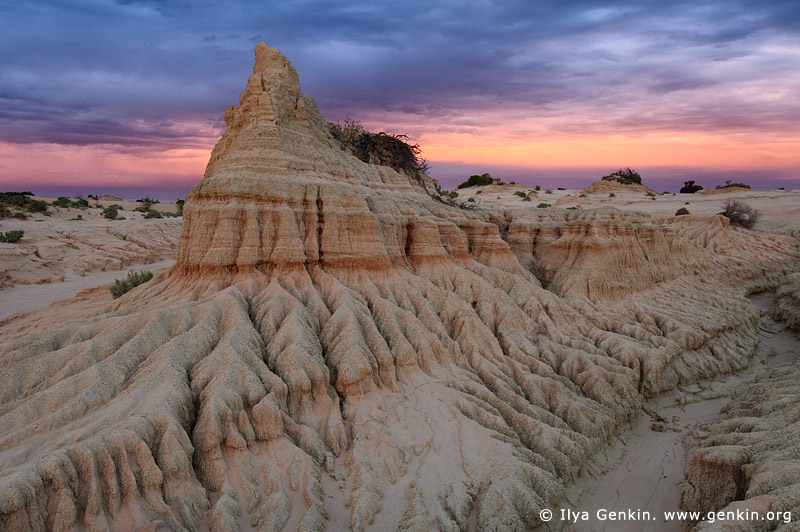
(1, 0), (798, 148)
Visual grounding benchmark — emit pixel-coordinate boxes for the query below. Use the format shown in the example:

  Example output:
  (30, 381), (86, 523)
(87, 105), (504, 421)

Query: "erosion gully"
(556, 292), (798, 532)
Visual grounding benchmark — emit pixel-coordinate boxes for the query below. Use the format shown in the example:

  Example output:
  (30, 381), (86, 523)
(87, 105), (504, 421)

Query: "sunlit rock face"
(1, 43), (799, 532)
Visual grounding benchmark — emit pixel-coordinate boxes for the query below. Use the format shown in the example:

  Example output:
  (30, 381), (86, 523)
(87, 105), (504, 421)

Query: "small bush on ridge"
(721, 199), (760, 229)
(0, 230), (24, 243)
(110, 270), (154, 299)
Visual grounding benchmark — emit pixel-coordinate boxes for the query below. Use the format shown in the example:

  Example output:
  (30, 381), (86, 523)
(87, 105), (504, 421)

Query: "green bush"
(102, 206), (119, 220)
(176, 199), (185, 216)
(675, 208), (690, 216)
(110, 270), (154, 299)
(143, 210), (163, 219)
(522, 196), (532, 202)
(52, 197), (89, 209)
(609, 193), (616, 197)
(544, 190), (553, 194)
(52, 197), (73, 208)
(467, 197), (476, 202)
(0, 230), (24, 243)
(645, 191), (656, 197)
(514, 191), (527, 198)
(457, 173), (494, 189)
(534, 185), (541, 191)
(0, 193), (48, 216)
(537, 203), (551, 208)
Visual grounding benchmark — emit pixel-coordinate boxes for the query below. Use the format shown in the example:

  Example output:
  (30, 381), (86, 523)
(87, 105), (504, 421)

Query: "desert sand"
(1, 43), (799, 532)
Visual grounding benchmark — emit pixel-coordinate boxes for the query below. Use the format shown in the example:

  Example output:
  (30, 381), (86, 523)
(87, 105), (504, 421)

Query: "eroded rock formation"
(682, 359), (800, 531)
(0, 219), (179, 287)
(772, 273), (800, 330)
(1, 43), (799, 532)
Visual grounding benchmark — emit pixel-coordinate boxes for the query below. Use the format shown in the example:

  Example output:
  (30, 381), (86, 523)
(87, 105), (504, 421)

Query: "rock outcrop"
(1, 43), (799, 532)
(682, 359), (800, 531)
(581, 179), (652, 195)
(772, 273), (800, 330)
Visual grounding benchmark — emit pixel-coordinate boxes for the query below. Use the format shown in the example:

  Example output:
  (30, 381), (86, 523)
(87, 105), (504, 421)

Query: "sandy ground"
(454, 184), (800, 230)
(559, 292), (799, 532)
(0, 214), (179, 287)
(0, 258), (174, 322)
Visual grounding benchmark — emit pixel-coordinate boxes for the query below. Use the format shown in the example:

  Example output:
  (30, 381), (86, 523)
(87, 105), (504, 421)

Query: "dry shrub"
(721, 199), (760, 229)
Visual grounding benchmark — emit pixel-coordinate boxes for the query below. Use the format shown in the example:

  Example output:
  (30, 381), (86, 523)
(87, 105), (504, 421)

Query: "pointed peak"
(253, 42), (294, 76)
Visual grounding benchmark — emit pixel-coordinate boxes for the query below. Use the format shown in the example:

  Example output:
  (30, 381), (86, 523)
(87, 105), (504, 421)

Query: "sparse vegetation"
(645, 191), (656, 197)
(0, 230), (24, 243)
(537, 203), (551, 208)
(514, 191), (527, 198)
(522, 196), (532, 202)
(534, 185), (541, 191)
(110, 270), (154, 299)
(721, 199), (760, 229)
(0, 192), (49, 217)
(136, 196), (160, 209)
(475, 190), (482, 195)
(601, 167), (642, 185)
(716, 180), (751, 190)
(545, 189), (553, 194)
(144, 210), (163, 219)
(52, 197), (89, 209)
(330, 118), (431, 191)
(467, 197), (476, 202)
(609, 193), (616, 197)
(675, 208), (690, 216)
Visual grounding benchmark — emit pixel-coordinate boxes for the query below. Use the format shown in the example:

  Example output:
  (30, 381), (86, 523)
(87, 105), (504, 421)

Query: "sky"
(1, 0), (799, 200)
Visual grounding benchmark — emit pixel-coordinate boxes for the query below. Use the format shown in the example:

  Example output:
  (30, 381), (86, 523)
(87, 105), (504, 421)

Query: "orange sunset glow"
(1, 1), (798, 196)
